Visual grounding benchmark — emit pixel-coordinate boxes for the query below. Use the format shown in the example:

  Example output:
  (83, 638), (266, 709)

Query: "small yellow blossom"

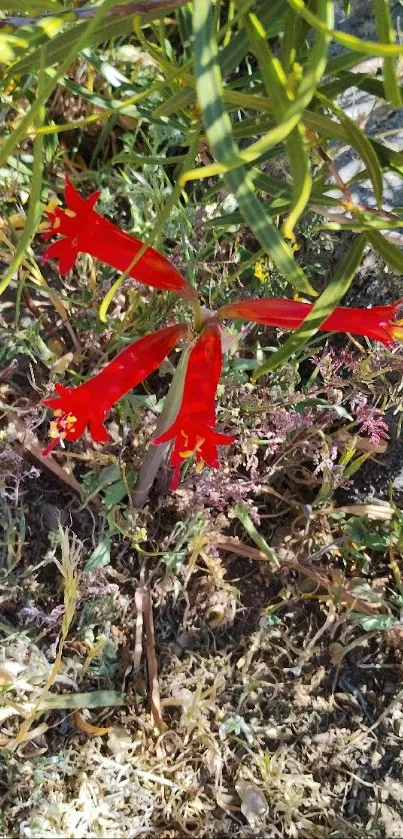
(254, 259), (270, 283)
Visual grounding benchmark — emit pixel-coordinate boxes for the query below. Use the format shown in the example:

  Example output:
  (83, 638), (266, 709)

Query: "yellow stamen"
(49, 420), (59, 439)
(65, 209), (77, 219)
(180, 449), (194, 459)
(195, 460), (205, 474)
(49, 420), (66, 441)
(65, 414), (77, 428)
(391, 325), (403, 342)
(44, 200), (59, 214)
(179, 436), (205, 461)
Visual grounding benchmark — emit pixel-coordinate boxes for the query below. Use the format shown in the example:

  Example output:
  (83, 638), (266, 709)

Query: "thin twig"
(315, 144), (353, 203)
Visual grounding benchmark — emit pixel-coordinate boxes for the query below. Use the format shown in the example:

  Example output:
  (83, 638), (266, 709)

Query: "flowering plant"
(41, 178), (403, 493)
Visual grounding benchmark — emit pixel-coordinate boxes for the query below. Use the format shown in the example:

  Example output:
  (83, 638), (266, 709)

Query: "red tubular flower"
(42, 177), (197, 301)
(153, 322), (234, 490)
(218, 298), (403, 346)
(42, 324), (187, 455)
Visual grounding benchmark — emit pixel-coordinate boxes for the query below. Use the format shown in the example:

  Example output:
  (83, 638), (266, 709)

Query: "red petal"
(64, 176), (87, 212)
(42, 238), (79, 274)
(87, 189), (101, 210)
(58, 247), (79, 275)
(89, 419), (109, 443)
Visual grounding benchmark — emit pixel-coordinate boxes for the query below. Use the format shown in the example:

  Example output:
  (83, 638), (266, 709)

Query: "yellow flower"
(254, 259), (269, 283)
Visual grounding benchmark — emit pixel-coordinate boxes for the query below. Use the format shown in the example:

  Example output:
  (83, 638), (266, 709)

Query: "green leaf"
(0, 0), (63, 9)
(234, 504), (280, 567)
(368, 229), (403, 274)
(36, 689), (125, 711)
(154, 0), (288, 118)
(188, 0), (332, 179)
(347, 613), (395, 631)
(342, 452), (372, 480)
(0, 51), (45, 297)
(286, 0), (403, 56)
(103, 479), (129, 510)
(310, 94), (384, 208)
(245, 12), (312, 239)
(7, 1), (174, 77)
(0, 0), (117, 170)
(85, 537), (112, 573)
(192, 0), (316, 296)
(252, 233), (367, 380)
(372, 0), (403, 107)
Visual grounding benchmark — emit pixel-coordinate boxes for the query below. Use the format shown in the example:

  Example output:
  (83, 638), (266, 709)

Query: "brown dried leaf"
(73, 710), (110, 737)
(142, 564), (167, 733)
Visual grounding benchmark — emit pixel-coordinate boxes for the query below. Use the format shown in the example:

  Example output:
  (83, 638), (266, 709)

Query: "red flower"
(42, 177), (197, 301)
(153, 322), (234, 490)
(218, 298), (403, 346)
(42, 324), (187, 455)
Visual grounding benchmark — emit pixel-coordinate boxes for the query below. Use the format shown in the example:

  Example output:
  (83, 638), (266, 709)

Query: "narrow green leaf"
(283, 127), (312, 239)
(1, 0), (117, 169)
(372, 0), (403, 107)
(36, 690), (125, 711)
(0, 0), (63, 9)
(343, 452), (372, 480)
(286, 0), (403, 56)
(312, 93), (384, 208)
(245, 12), (312, 239)
(192, 0), (316, 296)
(314, 219), (403, 232)
(186, 0), (332, 179)
(368, 229), (403, 274)
(234, 504), (280, 567)
(252, 234), (367, 380)
(281, 8), (299, 72)
(303, 109), (403, 176)
(0, 52), (45, 296)
(325, 50), (365, 76)
(7, 2), (175, 78)
(154, 0), (288, 118)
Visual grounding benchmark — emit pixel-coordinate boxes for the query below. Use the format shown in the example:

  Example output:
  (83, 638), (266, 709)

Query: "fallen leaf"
(73, 710), (110, 736)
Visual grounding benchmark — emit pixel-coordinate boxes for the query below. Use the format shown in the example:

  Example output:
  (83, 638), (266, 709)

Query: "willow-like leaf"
(192, 0), (316, 296)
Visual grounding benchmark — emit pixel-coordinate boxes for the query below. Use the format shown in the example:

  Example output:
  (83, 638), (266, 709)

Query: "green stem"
(132, 344), (191, 507)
